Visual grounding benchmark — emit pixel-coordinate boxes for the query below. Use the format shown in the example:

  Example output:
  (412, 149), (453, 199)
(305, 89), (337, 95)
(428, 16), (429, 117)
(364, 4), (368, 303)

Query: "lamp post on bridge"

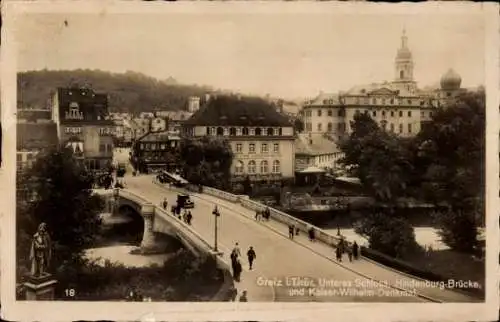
(212, 205), (220, 252)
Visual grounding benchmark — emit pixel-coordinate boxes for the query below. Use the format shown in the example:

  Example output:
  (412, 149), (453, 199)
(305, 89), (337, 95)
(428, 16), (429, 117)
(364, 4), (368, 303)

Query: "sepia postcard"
(1, 1), (499, 321)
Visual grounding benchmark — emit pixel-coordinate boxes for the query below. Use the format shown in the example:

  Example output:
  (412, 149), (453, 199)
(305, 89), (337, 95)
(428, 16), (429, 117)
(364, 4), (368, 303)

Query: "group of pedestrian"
(335, 238), (359, 262)
(230, 242), (257, 282)
(255, 207), (271, 221)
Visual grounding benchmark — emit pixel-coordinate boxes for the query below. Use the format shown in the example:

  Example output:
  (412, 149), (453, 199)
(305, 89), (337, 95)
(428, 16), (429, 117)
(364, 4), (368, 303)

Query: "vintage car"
(177, 193), (195, 209)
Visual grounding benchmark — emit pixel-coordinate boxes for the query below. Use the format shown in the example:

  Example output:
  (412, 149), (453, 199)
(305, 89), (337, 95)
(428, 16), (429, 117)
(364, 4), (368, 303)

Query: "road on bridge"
(123, 175), (438, 303)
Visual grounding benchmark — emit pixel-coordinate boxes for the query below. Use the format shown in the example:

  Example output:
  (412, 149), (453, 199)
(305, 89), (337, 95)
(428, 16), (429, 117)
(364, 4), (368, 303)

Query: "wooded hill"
(17, 69), (214, 114)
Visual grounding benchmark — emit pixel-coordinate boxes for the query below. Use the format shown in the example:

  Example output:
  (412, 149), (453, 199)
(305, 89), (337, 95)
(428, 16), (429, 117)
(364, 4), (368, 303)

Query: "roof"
(156, 110), (193, 121)
(295, 133), (340, 156)
(138, 131), (180, 142)
(305, 93), (342, 106)
(184, 95), (292, 127)
(299, 166), (326, 173)
(17, 122), (58, 150)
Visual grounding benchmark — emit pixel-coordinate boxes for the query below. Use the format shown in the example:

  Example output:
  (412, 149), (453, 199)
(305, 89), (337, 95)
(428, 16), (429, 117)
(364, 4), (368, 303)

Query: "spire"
(401, 28), (408, 49)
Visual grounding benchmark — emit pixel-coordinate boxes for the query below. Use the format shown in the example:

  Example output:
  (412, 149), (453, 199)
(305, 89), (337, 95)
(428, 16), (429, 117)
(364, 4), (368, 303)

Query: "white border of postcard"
(1, 1), (499, 321)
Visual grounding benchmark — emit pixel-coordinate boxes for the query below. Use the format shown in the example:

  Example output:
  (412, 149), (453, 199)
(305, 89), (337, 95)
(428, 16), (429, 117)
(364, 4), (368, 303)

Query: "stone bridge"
(94, 188), (218, 259)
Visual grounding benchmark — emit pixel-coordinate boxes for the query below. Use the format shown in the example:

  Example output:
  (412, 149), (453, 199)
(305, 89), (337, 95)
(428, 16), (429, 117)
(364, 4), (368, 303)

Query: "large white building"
(182, 95), (296, 186)
(301, 30), (465, 142)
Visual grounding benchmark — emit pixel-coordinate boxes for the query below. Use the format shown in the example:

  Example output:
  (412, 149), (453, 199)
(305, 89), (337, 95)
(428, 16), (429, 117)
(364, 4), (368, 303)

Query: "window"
(261, 143), (268, 153)
(274, 128), (280, 136)
(267, 128), (274, 136)
(390, 99), (394, 104)
(99, 144), (106, 152)
(399, 124), (403, 133)
(272, 160), (280, 173)
(407, 99), (412, 104)
(216, 127), (224, 136)
(408, 111), (412, 117)
(382, 111), (386, 117)
(278, 128), (283, 136)
(211, 127), (216, 135)
(160, 144), (166, 150)
(273, 143), (279, 153)
(390, 123), (395, 132)
(248, 160), (256, 174)
(242, 127), (249, 135)
(372, 111), (377, 117)
(317, 110), (322, 117)
(236, 144), (243, 153)
(317, 123), (322, 131)
(338, 109), (345, 117)
(429, 111), (433, 117)
(408, 123), (412, 133)
(229, 127), (236, 136)
(391, 111), (394, 117)
(255, 128), (262, 136)
(260, 160), (269, 174)
(235, 161), (244, 174)
(399, 111), (403, 117)
(140, 143), (144, 150)
(327, 122), (333, 132)
(206, 127), (210, 135)
(327, 110), (333, 117)
(249, 143), (255, 153)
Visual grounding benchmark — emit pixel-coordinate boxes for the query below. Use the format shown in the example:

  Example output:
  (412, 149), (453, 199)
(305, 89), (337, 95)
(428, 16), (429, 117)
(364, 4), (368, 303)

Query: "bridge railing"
(200, 186), (344, 248)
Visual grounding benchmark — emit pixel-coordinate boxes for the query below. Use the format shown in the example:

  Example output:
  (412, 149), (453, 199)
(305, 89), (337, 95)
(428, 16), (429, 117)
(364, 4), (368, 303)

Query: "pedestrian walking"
(234, 259), (242, 282)
(335, 246), (342, 262)
(255, 211), (261, 221)
(162, 198), (168, 210)
(308, 226), (315, 242)
(247, 246), (256, 270)
(239, 290), (248, 302)
(288, 224), (295, 239)
(170, 205), (176, 216)
(186, 211), (193, 225)
(347, 245), (353, 262)
(352, 241), (359, 260)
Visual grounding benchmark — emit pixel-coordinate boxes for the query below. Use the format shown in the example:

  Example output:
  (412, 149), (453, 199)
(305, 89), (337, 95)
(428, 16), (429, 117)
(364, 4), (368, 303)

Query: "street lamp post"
(212, 205), (220, 252)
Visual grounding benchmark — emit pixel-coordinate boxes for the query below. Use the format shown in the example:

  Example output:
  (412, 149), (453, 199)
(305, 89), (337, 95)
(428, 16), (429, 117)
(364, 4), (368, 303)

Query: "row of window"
(234, 160), (281, 174)
(207, 126), (284, 137)
(139, 142), (178, 150)
(234, 143), (280, 154)
(308, 122), (414, 134)
(304, 108), (434, 119)
(315, 153), (342, 164)
(310, 97), (424, 108)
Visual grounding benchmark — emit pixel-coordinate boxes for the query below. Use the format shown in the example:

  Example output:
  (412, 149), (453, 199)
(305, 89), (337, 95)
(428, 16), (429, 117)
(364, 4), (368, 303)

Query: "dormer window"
(242, 127), (249, 135)
(267, 128), (274, 136)
(255, 128), (262, 136)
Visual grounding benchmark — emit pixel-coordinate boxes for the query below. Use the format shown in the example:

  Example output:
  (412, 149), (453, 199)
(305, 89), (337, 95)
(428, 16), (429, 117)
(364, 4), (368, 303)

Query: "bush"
(432, 209), (479, 254)
(354, 212), (422, 259)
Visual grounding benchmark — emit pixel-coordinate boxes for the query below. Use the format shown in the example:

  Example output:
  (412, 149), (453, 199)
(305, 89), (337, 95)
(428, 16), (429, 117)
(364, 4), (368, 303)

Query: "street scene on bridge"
(9, 5), (489, 314)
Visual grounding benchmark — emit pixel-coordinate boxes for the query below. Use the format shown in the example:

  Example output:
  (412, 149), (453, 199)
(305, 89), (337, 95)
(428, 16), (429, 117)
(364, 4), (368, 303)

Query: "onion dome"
(440, 68), (462, 90)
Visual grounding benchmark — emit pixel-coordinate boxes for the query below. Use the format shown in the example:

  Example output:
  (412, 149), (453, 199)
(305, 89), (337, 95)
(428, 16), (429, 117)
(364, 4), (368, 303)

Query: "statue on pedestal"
(29, 222), (52, 277)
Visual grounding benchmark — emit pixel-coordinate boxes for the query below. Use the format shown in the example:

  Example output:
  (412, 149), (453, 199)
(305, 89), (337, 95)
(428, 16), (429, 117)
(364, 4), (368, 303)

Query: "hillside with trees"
(17, 69), (214, 114)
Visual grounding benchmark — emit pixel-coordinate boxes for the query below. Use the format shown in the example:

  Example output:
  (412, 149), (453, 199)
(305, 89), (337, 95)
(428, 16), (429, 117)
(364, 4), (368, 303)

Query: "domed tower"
(393, 29), (417, 93)
(440, 68), (462, 92)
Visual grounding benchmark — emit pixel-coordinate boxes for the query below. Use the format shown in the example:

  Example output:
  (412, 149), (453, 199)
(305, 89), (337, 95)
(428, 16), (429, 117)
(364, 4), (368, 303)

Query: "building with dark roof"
(51, 86), (114, 171)
(131, 131), (181, 173)
(295, 133), (343, 172)
(301, 30), (466, 142)
(182, 95), (296, 185)
(17, 122), (58, 170)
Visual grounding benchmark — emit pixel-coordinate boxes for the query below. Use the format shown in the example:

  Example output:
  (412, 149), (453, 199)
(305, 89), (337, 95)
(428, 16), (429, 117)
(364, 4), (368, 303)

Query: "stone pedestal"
(140, 204), (158, 253)
(24, 273), (58, 301)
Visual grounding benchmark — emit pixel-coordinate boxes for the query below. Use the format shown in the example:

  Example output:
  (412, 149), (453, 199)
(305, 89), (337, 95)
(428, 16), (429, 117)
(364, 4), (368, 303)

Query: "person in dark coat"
(186, 211), (193, 225)
(346, 244), (353, 262)
(233, 259), (242, 282)
(308, 226), (315, 242)
(352, 241), (359, 260)
(247, 246), (256, 270)
(288, 225), (294, 239)
(171, 205), (176, 216)
(162, 198), (168, 210)
(335, 246), (342, 262)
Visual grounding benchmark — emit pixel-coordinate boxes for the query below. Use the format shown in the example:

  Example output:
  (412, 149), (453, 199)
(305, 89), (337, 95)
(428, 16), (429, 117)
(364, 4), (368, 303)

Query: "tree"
(17, 147), (104, 279)
(179, 136), (234, 190)
(354, 212), (421, 259)
(293, 118), (305, 133)
(413, 90), (485, 253)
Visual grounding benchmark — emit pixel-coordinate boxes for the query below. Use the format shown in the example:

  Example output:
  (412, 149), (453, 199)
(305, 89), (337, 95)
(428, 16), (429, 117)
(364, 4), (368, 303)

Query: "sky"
(14, 10), (486, 100)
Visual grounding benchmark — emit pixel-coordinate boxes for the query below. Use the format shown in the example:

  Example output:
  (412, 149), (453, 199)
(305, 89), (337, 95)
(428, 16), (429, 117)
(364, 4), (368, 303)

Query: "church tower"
(393, 29), (417, 94)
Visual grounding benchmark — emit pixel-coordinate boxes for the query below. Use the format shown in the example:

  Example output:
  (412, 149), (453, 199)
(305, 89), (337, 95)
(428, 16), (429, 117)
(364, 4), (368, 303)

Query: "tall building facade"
(182, 95), (296, 186)
(51, 86), (114, 171)
(301, 30), (465, 142)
